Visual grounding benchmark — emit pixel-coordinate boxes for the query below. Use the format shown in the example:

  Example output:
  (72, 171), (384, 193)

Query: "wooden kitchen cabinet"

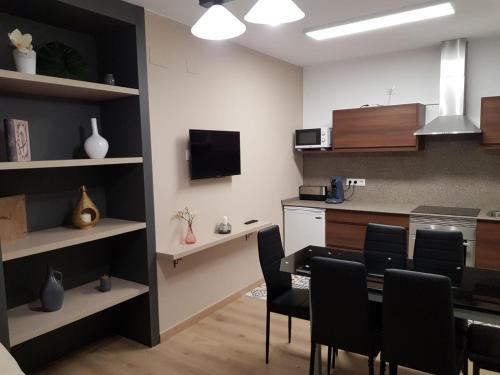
(481, 96), (500, 147)
(476, 220), (500, 270)
(332, 104), (425, 152)
(325, 210), (409, 251)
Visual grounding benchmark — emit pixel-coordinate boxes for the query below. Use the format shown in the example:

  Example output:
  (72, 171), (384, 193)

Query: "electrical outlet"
(346, 178), (366, 187)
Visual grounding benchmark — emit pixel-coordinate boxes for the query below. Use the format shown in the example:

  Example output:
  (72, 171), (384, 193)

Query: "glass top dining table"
(280, 246), (500, 326)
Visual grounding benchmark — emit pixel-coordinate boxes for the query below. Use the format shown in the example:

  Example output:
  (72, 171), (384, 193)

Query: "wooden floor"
(37, 296), (491, 375)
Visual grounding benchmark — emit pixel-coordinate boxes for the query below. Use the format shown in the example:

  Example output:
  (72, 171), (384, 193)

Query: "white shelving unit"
(1, 218), (146, 262)
(0, 157), (143, 171)
(157, 221), (272, 264)
(0, 69), (139, 102)
(8, 277), (149, 346)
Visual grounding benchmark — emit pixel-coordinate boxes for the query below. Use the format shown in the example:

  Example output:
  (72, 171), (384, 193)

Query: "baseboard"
(160, 278), (264, 341)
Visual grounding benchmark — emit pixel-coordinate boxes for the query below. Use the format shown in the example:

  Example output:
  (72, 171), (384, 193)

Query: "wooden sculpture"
(72, 185), (100, 229)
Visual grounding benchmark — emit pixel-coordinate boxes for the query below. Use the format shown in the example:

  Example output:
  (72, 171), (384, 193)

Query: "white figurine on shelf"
(217, 216), (232, 234)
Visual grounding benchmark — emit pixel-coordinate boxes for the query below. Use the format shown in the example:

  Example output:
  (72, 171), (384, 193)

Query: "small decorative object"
(0, 195), (27, 241)
(4, 119), (31, 162)
(40, 266), (64, 312)
(217, 216), (232, 234)
(72, 185), (100, 229)
(8, 29), (36, 74)
(104, 73), (115, 86)
(37, 41), (87, 79)
(84, 118), (109, 159)
(98, 275), (112, 292)
(177, 207), (197, 244)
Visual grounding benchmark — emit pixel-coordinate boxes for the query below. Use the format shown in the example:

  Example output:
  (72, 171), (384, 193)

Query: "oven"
(409, 215), (476, 267)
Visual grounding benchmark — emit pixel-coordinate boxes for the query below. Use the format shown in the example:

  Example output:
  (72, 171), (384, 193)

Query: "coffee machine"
(325, 176), (345, 204)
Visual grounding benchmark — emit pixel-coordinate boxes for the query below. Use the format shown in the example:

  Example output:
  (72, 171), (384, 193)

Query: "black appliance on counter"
(299, 186), (328, 201)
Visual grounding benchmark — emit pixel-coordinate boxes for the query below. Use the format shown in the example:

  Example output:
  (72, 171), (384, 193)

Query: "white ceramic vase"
(84, 118), (109, 159)
(13, 49), (36, 75)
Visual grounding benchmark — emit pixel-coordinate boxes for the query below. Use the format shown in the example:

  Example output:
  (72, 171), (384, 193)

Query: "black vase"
(40, 266), (64, 312)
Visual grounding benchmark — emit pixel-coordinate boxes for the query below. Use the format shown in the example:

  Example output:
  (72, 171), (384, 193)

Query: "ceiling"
(125, 0), (500, 66)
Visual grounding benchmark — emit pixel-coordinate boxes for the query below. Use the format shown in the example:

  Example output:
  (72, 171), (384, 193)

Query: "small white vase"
(13, 49), (36, 75)
(84, 118), (109, 159)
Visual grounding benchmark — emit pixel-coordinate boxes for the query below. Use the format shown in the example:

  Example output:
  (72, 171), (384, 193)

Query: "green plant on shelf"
(37, 41), (88, 80)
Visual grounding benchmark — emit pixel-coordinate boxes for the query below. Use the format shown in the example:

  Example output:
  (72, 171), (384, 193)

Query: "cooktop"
(411, 205), (481, 218)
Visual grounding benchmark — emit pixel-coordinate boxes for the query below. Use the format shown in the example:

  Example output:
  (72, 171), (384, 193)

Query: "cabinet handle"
(315, 217), (322, 219)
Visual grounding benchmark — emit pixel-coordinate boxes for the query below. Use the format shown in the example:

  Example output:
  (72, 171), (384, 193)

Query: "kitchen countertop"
(282, 198), (500, 222)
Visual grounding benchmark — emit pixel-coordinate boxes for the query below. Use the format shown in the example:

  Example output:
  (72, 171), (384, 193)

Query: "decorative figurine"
(72, 185), (100, 229)
(98, 275), (112, 292)
(217, 216), (232, 234)
(177, 207), (197, 244)
(104, 73), (115, 86)
(40, 266), (64, 312)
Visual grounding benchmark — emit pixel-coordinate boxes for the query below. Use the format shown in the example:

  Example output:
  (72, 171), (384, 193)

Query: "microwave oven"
(295, 128), (332, 150)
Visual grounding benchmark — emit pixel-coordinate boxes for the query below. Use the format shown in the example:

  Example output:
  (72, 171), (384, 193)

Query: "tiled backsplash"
(303, 135), (500, 208)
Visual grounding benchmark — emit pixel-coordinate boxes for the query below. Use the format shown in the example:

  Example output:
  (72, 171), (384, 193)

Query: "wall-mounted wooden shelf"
(0, 69), (139, 102)
(157, 221), (272, 264)
(1, 218), (146, 262)
(0, 157), (143, 171)
(8, 277), (149, 346)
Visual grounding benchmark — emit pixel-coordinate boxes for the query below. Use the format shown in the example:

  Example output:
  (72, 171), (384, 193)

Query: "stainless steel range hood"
(414, 39), (481, 136)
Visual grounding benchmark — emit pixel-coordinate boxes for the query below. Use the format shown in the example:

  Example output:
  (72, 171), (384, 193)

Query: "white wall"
(304, 35), (500, 129)
(145, 12), (303, 332)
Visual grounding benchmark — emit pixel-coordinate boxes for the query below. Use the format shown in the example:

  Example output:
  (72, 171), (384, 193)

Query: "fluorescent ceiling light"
(245, 0), (305, 26)
(306, 2), (455, 41)
(191, 4), (246, 41)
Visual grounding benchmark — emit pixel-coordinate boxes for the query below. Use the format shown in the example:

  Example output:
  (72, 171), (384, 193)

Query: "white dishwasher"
(284, 206), (326, 256)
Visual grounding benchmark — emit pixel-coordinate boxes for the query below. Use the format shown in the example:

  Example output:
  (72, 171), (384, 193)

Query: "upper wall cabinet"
(332, 104), (425, 152)
(481, 96), (500, 147)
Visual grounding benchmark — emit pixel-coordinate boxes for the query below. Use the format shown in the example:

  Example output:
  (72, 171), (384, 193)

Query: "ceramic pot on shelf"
(13, 49), (36, 75)
(40, 266), (64, 312)
(84, 118), (109, 159)
(185, 223), (197, 244)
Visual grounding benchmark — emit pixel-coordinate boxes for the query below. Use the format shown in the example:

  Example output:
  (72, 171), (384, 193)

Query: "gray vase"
(40, 266), (64, 312)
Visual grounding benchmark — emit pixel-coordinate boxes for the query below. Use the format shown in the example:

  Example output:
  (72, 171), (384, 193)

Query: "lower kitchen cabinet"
(326, 210), (409, 251)
(476, 221), (500, 270)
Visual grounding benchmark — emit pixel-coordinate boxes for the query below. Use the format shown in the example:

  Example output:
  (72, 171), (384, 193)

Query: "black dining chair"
(468, 324), (500, 374)
(257, 225), (309, 364)
(309, 257), (383, 375)
(382, 269), (468, 375)
(414, 229), (466, 286)
(364, 223), (408, 275)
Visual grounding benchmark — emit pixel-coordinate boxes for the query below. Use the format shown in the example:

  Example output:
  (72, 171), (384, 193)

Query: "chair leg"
(327, 347), (332, 375)
(463, 355), (468, 375)
(389, 363), (398, 375)
(380, 356), (386, 375)
(369, 356), (375, 375)
(309, 342), (316, 375)
(265, 308), (270, 364)
(332, 347), (336, 369)
(473, 363), (479, 375)
(288, 316), (292, 344)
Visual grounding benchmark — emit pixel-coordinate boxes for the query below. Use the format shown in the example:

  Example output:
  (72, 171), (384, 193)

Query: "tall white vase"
(84, 118), (109, 159)
(13, 49), (36, 75)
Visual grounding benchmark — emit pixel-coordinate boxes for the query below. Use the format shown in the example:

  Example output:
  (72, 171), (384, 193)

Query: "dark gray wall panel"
(4, 240), (111, 308)
(0, 248), (10, 348)
(0, 167), (107, 231)
(0, 96), (100, 161)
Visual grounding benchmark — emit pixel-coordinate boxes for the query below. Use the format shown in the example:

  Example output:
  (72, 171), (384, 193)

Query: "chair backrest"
(257, 225), (291, 303)
(414, 229), (465, 285)
(310, 257), (376, 356)
(364, 223), (408, 274)
(382, 269), (457, 375)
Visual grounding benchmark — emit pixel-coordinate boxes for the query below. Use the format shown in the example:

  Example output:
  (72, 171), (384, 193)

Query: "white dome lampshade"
(244, 0), (305, 26)
(191, 4), (246, 40)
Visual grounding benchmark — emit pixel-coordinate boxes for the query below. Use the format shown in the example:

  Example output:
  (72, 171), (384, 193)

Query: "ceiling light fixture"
(191, 0), (246, 41)
(244, 0), (305, 26)
(305, 2), (455, 41)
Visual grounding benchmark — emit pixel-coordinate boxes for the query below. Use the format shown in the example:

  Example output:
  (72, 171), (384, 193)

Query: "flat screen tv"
(189, 129), (241, 180)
